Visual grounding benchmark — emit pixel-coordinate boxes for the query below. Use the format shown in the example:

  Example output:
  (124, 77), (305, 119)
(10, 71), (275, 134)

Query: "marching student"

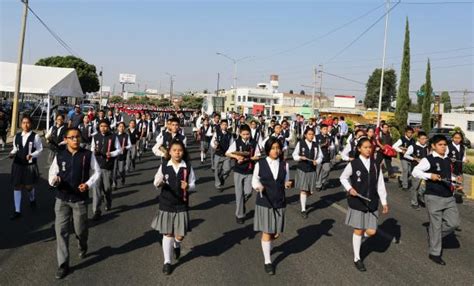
(113, 109), (123, 126)
(366, 127), (383, 167)
(446, 131), (468, 182)
(45, 114), (67, 164)
(393, 126), (415, 191)
(138, 113), (148, 155)
(266, 119), (276, 138)
(327, 124), (339, 165)
(78, 115), (93, 149)
(145, 113), (157, 150)
(106, 110), (116, 131)
(339, 137), (389, 272)
(209, 114), (221, 170)
(226, 124), (259, 224)
(252, 138), (292, 275)
(292, 128), (323, 218)
(249, 120), (263, 150)
(261, 123), (288, 156)
(211, 119), (233, 191)
(48, 127), (101, 279)
(258, 115), (266, 138)
(281, 120), (291, 159)
(9, 115), (43, 220)
(114, 122), (132, 187)
(0, 110), (10, 151)
(304, 118), (317, 134)
(293, 114), (305, 140)
(152, 117), (187, 160)
(315, 124), (333, 191)
(92, 110), (108, 135)
(404, 131), (429, 210)
(412, 135), (461, 266)
(90, 119), (122, 220)
(377, 123), (395, 178)
(341, 129), (366, 161)
(126, 120), (140, 172)
(199, 117), (212, 164)
(151, 140), (196, 275)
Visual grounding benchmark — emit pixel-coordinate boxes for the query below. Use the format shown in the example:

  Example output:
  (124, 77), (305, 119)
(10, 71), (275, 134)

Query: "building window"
(243, 96), (246, 102)
(238, 96), (241, 102)
(468, 121), (474, 131)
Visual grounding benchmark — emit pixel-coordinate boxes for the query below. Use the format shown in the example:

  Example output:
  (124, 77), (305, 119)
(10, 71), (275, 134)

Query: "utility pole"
(463, 89), (467, 109)
(312, 66), (316, 113)
(318, 64), (323, 109)
(99, 67), (103, 107)
(376, 0), (390, 127)
(10, 0), (29, 137)
(216, 72), (220, 97)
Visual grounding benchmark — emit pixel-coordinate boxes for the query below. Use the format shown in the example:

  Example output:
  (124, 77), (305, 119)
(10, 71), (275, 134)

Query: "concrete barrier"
(464, 174), (474, 200)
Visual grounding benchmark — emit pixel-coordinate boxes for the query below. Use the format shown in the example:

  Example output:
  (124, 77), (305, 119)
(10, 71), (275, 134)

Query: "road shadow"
(112, 189), (139, 199)
(272, 219), (334, 267)
(307, 191), (347, 215)
(361, 218), (401, 260)
(190, 194), (235, 211)
(196, 176), (214, 184)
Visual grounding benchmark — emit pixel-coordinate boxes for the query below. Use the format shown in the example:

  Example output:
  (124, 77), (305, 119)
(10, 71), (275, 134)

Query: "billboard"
(334, 95), (356, 108)
(119, 73), (136, 84)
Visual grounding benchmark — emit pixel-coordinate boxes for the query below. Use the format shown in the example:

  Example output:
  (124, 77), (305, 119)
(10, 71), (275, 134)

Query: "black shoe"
(105, 202), (112, 211)
(79, 247), (87, 259)
(264, 263), (275, 275)
(162, 263), (172, 275)
(30, 200), (37, 208)
(315, 187), (322, 192)
(244, 193), (252, 202)
(174, 247), (181, 260)
(10, 211), (21, 220)
(236, 217), (245, 224)
(55, 266), (69, 279)
(121, 178), (126, 186)
(429, 254), (446, 265)
(354, 260), (366, 272)
(92, 213), (101, 221)
(301, 211), (308, 219)
(216, 185), (224, 192)
(411, 204), (420, 210)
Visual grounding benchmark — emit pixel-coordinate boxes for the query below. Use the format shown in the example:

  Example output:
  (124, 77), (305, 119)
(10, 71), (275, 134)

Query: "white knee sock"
(162, 236), (174, 264)
(201, 151), (204, 162)
(174, 238), (182, 249)
(14, 190), (22, 212)
(261, 240), (272, 264)
(29, 188), (35, 202)
(300, 192), (307, 212)
(352, 233), (362, 262)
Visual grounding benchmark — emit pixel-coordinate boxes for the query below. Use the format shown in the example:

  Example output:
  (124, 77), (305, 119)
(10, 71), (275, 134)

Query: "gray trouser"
(126, 145), (137, 171)
(410, 177), (423, 206)
(146, 132), (154, 148)
(214, 155), (231, 187)
(210, 147), (216, 169)
(114, 159), (126, 183)
(401, 159), (412, 188)
(234, 172), (253, 218)
(48, 150), (57, 164)
(316, 162), (331, 188)
(384, 156), (394, 176)
(55, 198), (88, 268)
(93, 168), (113, 214)
(425, 195), (460, 256)
(139, 137), (147, 153)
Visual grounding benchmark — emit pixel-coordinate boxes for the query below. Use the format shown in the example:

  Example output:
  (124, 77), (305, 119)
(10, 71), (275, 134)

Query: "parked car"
(428, 127), (471, 148)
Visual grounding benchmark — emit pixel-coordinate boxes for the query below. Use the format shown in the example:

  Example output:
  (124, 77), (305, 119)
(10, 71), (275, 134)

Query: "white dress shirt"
(211, 131), (234, 149)
(261, 134), (288, 151)
(292, 140), (323, 164)
(252, 157), (290, 191)
(412, 151), (454, 181)
(392, 136), (412, 153)
(10, 131), (43, 158)
(117, 132), (133, 150)
(339, 155), (387, 205)
(48, 152), (101, 189)
(404, 142), (428, 161)
(152, 132), (188, 157)
(153, 160), (196, 191)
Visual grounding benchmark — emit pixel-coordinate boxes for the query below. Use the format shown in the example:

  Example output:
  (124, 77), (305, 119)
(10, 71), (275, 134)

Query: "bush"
(463, 162), (474, 175)
(390, 126), (401, 143)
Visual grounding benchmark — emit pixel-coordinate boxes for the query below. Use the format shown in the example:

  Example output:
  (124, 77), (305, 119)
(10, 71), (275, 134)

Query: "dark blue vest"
(93, 133), (117, 170)
(425, 155), (453, 197)
(448, 143), (464, 175)
(347, 157), (380, 212)
(14, 132), (37, 165)
(233, 138), (257, 174)
(297, 139), (318, 172)
(159, 160), (191, 212)
(215, 130), (232, 156)
(255, 158), (287, 209)
(56, 148), (92, 202)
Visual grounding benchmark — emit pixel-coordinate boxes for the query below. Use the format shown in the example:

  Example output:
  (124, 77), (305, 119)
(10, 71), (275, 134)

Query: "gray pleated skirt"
(151, 210), (190, 236)
(295, 169), (317, 192)
(200, 140), (210, 152)
(254, 205), (285, 234)
(11, 163), (39, 186)
(345, 207), (378, 230)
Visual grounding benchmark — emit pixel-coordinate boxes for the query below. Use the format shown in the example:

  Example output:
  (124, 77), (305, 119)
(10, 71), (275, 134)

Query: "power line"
(325, 0), (401, 64)
(321, 71), (366, 85)
(27, 6), (80, 57)
(396, 1), (473, 4)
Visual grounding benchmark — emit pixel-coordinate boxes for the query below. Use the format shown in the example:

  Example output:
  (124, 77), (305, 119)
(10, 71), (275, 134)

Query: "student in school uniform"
(113, 109), (123, 126)
(8, 115), (43, 220)
(113, 122), (132, 187)
(106, 110), (116, 131)
(339, 137), (389, 272)
(393, 126), (415, 191)
(151, 140), (196, 275)
(281, 120), (291, 159)
(78, 115), (93, 150)
(376, 123), (395, 178)
(45, 114), (67, 164)
(199, 117), (212, 164)
(261, 123), (288, 157)
(252, 138), (292, 275)
(315, 124), (333, 192)
(126, 120), (140, 172)
(304, 118), (317, 134)
(412, 135), (462, 266)
(366, 127), (383, 167)
(145, 113), (156, 150)
(226, 124), (260, 224)
(341, 129), (366, 162)
(327, 124), (339, 166)
(92, 110), (107, 135)
(211, 119), (234, 191)
(293, 114), (305, 140)
(209, 114), (221, 170)
(152, 117), (187, 160)
(48, 127), (101, 279)
(446, 132), (468, 192)
(137, 113), (148, 155)
(90, 119), (122, 221)
(266, 119), (276, 138)
(404, 131), (429, 210)
(249, 120), (263, 152)
(292, 128), (323, 218)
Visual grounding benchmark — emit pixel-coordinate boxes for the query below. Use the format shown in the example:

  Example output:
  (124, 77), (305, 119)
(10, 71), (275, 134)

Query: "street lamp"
(165, 73), (175, 106)
(216, 52), (251, 89)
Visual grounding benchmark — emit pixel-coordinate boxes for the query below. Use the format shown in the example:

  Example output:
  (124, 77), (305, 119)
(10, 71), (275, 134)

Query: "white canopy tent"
(0, 61), (84, 130)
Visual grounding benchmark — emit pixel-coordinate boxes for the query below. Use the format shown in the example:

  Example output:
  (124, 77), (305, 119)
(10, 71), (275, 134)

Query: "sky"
(1, 0), (473, 105)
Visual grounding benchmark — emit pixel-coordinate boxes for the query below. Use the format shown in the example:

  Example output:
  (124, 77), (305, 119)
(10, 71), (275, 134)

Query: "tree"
(394, 18), (411, 131)
(470, 103), (474, 107)
(180, 96), (204, 109)
(421, 59), (433, 132)
(300, 90), (305, 95)
(416, 84), (425, 113)
(364, 68), (397, 110)
(109, 96), (123, 103)
(289, 90), (294, 94)
(440, 91), (452, 112)
(35, 56), (100, 93)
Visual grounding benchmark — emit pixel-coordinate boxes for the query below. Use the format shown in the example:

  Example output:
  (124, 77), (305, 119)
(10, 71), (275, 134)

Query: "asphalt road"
(0, 129), (473, 286)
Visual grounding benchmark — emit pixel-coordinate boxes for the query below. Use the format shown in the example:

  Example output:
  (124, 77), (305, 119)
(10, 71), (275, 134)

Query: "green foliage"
(440, 91), (452, 112)
(180, 96), (204, 109)
(346, 118), (355, 133)
(463, 162), (474, 175)
(364, 68), (397, 110)
(35, 56), (99, 93)
(390, 126), (401, 143)
(395, 18), (411, 133)
(417, 84), (425, 113)
(421, 59), (433, 132)
(109, 96), (124, 103)
(151, 98), (171, 108)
